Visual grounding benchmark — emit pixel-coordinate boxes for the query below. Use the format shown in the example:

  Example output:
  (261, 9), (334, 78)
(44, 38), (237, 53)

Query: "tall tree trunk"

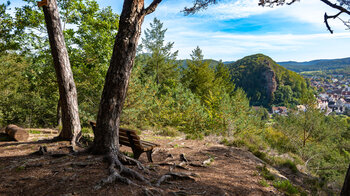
(91, 0), (161, 154)
(341, 163), (350, 196)
(40, 0), (81, 145)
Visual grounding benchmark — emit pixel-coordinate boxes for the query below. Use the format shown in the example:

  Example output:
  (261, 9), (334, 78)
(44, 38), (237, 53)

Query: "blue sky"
(9, 0), (350, 61)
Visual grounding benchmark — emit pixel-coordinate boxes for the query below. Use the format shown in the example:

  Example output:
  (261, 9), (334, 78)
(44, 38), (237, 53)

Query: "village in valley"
(309, 74), (350, 115)
(268, 71), (350, 116)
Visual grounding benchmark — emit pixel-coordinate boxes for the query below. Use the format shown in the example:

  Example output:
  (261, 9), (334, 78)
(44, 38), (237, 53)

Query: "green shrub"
(81, 127), (93, 134)
(156, 126), (179, 137)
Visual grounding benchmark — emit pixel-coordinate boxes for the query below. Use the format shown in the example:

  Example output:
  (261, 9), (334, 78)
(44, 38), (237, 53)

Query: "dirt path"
(0, 131), (282, 196)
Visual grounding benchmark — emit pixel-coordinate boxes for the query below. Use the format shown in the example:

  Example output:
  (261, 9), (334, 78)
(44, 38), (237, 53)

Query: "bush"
(156, 126), (179, 137)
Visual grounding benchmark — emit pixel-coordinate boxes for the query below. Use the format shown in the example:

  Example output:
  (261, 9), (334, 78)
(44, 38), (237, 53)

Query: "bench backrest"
(119, 128), (143, 150)
(89, 121), (143, 150)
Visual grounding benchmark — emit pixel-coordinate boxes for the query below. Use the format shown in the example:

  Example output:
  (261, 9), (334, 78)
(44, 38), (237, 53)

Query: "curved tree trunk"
(91, 0), (161, 154)
(341, 163), (350, 196)
(40, 0), (81, 145)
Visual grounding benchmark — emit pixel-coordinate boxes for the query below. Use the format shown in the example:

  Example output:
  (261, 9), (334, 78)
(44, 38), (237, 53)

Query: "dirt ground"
(0, 130), (283, 196)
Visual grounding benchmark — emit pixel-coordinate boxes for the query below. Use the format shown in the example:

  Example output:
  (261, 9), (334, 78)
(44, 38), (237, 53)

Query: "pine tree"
(141, 18), (179, 87)
(182, 46), (216, 100)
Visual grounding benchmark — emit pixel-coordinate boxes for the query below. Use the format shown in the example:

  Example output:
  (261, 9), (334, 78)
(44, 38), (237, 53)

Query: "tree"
(184, 0), (350, 33)
(86, 0), (163, 186)
(182, 46), (216, 100)
(0, 2), (18, 53)
(38, 0), (81, 146)
(141, 17), (179, 87)
(90, 0), (161, 153)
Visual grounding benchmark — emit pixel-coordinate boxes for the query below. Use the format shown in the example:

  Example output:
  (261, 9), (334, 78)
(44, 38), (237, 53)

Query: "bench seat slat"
(141, 140), (159, 147)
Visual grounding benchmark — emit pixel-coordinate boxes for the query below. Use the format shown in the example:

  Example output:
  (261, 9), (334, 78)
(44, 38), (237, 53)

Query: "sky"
(8, 0), (350, 62)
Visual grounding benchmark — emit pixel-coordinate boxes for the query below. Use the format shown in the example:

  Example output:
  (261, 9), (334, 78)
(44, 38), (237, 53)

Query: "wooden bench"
(89, 121), (159, 162)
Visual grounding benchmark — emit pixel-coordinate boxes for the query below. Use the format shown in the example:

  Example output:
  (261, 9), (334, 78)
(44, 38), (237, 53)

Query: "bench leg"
(133, 150), (142, 160)
(146, 150), (153, 162)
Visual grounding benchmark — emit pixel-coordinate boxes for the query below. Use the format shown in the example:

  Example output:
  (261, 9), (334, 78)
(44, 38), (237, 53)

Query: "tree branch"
(143, 0), (162, 16)
(183, 0), (217, 15)
(320, 0), (350, 15)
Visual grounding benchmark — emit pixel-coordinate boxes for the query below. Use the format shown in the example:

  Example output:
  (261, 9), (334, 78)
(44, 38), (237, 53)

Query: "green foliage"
(0, 53), (58, 127)
(81, 127), (93, 134)
(274, 109), (350, 189)
(272, 180), (299, 195)
(182, 47), (217, 101)
(0, 1), (20, 53)
(280, 159), (298, 174)
(155, 126), (179, 137)
(259, 179), (270, 187)
(229, 54), (312, 107)
(140, 18), (179, 87)
(257, 165), (275, 181)
(0, 0), (119, 127)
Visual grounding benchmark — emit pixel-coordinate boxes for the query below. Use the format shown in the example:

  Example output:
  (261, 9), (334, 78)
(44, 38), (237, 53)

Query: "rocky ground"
(0, 129), (286, 196)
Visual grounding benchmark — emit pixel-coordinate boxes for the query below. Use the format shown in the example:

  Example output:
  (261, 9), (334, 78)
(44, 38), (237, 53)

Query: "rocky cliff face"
(262, 68), (277, 105)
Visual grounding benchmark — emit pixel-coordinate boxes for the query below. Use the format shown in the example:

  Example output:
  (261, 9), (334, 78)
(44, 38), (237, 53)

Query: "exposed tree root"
(158, 162), (190, 171)
(94, 152), (150, 190)
(155, 172), (196, 187)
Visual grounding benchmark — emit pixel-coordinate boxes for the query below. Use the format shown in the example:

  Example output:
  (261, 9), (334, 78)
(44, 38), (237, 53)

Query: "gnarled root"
(94, 152), (150, 190)
(156, 172), (196, 187)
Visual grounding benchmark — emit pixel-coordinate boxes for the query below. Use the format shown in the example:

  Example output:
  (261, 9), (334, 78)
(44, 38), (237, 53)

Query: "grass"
(28, 130), (41, 134)
(280, 159), (298, 174)
(272, 180), (299, 195)
(257, 165), (301, 195)
(259, 179), (270, 187)
(257, 165), (275, 181)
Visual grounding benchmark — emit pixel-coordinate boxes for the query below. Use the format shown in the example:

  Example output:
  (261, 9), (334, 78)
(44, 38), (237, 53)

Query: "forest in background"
(1, 0), (350, 194)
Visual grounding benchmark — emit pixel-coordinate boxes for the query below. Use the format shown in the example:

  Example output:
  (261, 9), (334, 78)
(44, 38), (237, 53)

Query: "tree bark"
(341, 163), (350, 196)
(40, 0), (81, 145)
(91, 0), (161, 154)
(57, 97), (62, 128)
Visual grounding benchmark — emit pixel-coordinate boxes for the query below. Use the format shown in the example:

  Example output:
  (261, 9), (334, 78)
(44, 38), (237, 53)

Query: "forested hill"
(228, 54), (312, 107)
(278, 57), (350, 72)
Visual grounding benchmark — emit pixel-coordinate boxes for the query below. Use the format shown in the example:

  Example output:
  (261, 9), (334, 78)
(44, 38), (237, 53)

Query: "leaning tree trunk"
(39, 0), (81, 145)
(91, 0), (161, 154)
(341, 163), (350, 196)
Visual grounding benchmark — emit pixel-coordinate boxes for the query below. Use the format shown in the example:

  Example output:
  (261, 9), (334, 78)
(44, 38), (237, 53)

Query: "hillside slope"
(278, 57), (350, 72)
(0, 130), (286, 195)
(229, 54), (311, 107)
